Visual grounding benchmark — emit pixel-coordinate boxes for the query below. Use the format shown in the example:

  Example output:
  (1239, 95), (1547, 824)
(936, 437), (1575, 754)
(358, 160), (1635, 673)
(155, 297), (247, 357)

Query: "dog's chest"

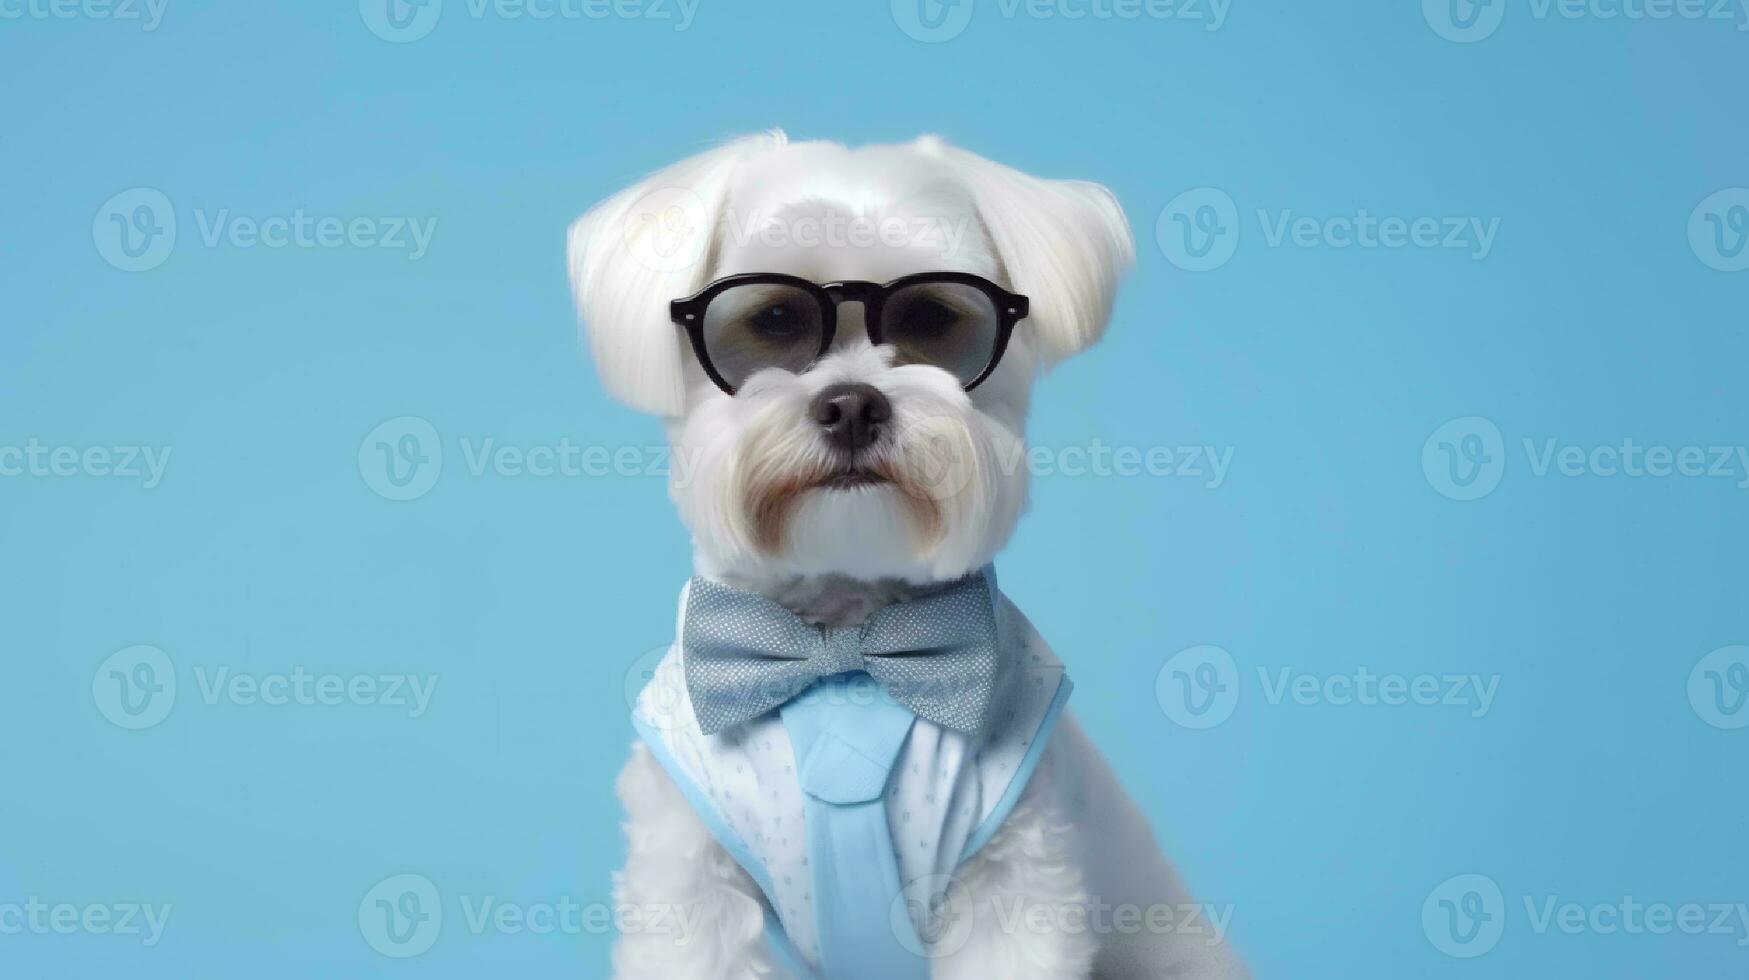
(631, 593), (1070, 968)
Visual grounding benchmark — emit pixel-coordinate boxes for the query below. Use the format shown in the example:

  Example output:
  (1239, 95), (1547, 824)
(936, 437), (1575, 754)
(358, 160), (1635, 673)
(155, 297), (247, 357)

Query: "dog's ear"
(917, 136), (1134, 364)
(567, 131), (786, 415)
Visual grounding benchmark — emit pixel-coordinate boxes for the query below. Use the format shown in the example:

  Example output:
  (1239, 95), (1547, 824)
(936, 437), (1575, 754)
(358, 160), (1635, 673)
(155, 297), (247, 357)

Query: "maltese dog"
(568, 131), (1247, 980)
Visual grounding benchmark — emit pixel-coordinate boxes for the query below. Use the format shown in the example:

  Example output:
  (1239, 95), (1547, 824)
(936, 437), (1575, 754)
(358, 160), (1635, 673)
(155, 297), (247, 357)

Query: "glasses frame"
(669, 272), (1030, 396)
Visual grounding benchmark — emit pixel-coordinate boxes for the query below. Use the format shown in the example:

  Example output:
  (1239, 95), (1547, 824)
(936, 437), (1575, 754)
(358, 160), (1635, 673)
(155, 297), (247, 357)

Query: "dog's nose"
(810, 383), (891, 453)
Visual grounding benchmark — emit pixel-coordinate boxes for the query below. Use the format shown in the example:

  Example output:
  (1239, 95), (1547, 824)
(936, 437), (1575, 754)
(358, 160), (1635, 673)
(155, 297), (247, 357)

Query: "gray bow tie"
(681, 572), (1002, 736)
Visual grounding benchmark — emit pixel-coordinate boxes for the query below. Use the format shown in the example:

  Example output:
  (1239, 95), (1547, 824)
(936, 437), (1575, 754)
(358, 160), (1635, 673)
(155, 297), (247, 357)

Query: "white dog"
(568, 131), (1247, 980)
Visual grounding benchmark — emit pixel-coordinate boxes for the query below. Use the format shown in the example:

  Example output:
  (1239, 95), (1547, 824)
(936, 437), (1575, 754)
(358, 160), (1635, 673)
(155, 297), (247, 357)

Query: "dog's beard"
(672, 349), (1028, 583)
(739, 418), (955, 556)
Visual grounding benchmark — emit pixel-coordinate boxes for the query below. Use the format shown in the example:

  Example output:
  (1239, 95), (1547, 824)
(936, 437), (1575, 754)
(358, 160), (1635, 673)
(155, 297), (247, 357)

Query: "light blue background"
(3, 1), (1747, 976)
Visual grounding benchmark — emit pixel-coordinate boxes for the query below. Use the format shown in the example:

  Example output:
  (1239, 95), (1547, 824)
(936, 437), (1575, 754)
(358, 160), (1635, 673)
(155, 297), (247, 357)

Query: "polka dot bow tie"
(681, 571), (1002, 737)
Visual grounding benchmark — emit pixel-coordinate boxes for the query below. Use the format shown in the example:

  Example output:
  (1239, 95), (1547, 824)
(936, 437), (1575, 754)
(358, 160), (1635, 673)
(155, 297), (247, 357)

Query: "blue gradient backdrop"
(3, 1), (1747, 977)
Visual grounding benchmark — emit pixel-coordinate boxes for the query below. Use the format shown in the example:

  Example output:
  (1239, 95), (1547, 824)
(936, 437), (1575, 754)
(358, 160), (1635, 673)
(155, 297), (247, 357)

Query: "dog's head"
(568, 132), (1132, 585)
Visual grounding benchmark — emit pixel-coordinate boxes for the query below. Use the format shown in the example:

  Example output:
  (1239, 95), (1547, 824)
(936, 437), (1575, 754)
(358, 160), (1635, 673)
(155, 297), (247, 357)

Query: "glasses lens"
(879, 281), (1001, 386)
(702, 283), (827, 389)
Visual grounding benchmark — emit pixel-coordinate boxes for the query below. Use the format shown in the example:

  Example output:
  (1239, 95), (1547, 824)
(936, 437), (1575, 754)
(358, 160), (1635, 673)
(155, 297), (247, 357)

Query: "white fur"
(572, 132), (1246, 978)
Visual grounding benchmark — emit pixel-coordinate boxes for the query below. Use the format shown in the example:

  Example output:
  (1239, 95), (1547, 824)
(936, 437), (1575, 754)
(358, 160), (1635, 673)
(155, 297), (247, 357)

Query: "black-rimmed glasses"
(670, 272), (1029, 395)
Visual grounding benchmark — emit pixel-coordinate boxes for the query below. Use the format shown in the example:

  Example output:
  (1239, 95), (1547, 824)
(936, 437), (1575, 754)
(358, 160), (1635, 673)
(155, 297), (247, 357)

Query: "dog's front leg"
(925, 748), (1101, 980)
(1054, 717), (1251, 980)
(925, 720), (1250, 980)
(612, 742), (784, 980)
